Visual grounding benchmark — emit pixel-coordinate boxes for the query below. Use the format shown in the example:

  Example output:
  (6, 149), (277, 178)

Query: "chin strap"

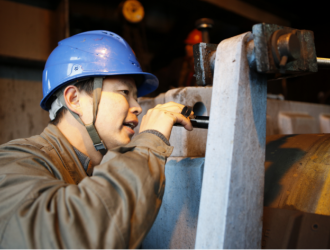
(56, 77), (107, 155)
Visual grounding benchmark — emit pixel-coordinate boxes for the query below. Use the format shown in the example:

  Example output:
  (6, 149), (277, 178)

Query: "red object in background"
(184, 29), (202, 45)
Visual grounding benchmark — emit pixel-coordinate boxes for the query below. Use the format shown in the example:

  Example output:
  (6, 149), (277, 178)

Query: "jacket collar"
(41, 124), (87, 184)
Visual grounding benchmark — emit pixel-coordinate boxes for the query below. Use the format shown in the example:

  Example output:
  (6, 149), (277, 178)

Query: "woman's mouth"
(123, 122), (136, 130)
(123, 121), (138, 135)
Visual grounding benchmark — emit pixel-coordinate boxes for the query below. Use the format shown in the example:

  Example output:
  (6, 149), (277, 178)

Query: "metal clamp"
(94, 141), (107, 151)
(193, 23), (330, 85)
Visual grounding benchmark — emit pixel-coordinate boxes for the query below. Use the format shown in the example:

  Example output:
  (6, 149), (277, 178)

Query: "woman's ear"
(63, 85), (82, 115)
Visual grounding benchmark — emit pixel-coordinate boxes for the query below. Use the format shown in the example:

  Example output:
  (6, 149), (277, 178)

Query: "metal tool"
(174, 116), (209, 129)
(180, 105), (193, 117)
(174, 105), (209, 129)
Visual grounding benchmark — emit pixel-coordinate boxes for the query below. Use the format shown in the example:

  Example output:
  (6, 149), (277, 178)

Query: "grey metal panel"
(142, 157), (204, 249)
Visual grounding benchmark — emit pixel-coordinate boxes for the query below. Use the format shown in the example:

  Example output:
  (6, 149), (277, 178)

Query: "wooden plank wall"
(0, 0), (67, 144)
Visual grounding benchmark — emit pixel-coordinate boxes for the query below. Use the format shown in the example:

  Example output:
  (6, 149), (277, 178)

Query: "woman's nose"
(130, 101), (142, 116)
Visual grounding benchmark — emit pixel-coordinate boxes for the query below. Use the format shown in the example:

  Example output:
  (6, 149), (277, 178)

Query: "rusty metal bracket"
(252, 23), (317, 76)
(193, 23), (320, 86)
(193, 43), (217, 86)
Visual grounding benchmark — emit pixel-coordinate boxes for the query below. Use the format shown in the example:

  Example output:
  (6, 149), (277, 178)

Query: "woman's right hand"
(139, 102), (193, 140)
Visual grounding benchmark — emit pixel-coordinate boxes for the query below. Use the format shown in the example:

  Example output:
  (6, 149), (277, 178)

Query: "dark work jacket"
(0, 124), (173, 248)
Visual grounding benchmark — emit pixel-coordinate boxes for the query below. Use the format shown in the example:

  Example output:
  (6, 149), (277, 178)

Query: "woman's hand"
(139, 102), (193, 140)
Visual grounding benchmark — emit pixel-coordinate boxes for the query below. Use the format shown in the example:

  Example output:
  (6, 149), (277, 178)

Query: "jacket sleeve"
(0, 133), (173, 249)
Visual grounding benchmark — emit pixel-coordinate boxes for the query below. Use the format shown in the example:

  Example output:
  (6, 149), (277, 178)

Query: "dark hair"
(50, 78), (94, 125)
(50, 75), (142, 125)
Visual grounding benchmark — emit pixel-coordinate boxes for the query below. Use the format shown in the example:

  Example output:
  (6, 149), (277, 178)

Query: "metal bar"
(174, 116), (209, 129)
(317, 57), (330, 68)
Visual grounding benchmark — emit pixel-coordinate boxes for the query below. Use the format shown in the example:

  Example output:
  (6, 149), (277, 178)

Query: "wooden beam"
(201, 0), (290, 26)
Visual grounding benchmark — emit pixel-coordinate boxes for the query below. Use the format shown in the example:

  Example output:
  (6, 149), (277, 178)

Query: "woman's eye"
(121, 90), (129, 95)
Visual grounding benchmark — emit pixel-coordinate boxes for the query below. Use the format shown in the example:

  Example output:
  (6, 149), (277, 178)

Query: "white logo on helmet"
(69, 64), (83, 76)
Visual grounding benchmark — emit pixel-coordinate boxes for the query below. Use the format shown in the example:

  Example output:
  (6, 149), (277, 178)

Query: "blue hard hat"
(40, 30), (159, 111)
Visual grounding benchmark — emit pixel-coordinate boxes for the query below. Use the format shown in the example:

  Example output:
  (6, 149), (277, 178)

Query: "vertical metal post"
(195, 32), (267, 248)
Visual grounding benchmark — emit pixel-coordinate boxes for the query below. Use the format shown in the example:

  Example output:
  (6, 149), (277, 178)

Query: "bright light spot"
(96, 49), (107, 55)
(67, 63), (73, 75)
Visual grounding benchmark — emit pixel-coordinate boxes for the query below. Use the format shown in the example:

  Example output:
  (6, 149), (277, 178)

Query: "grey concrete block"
(278, 112), (317, 134)
(266, 99), (330, 135)
(320, 114), (330, 133)
(196, 32), (266, 249)
(165, 87), (212, 157)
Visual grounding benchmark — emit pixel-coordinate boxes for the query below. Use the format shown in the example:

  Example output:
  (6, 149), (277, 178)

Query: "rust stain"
(94, 37), (103, 41)
(265, 134), (330, 215)
(310, 154), (318, 161)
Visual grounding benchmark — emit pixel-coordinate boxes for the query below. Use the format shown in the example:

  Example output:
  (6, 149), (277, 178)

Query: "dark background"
(7, 0), (330, 103)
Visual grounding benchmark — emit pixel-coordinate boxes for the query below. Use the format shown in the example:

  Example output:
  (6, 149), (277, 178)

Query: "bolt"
(271, 29), (301, 73)
(195, 18), (214, 43)
(277, 33), (301, 61)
